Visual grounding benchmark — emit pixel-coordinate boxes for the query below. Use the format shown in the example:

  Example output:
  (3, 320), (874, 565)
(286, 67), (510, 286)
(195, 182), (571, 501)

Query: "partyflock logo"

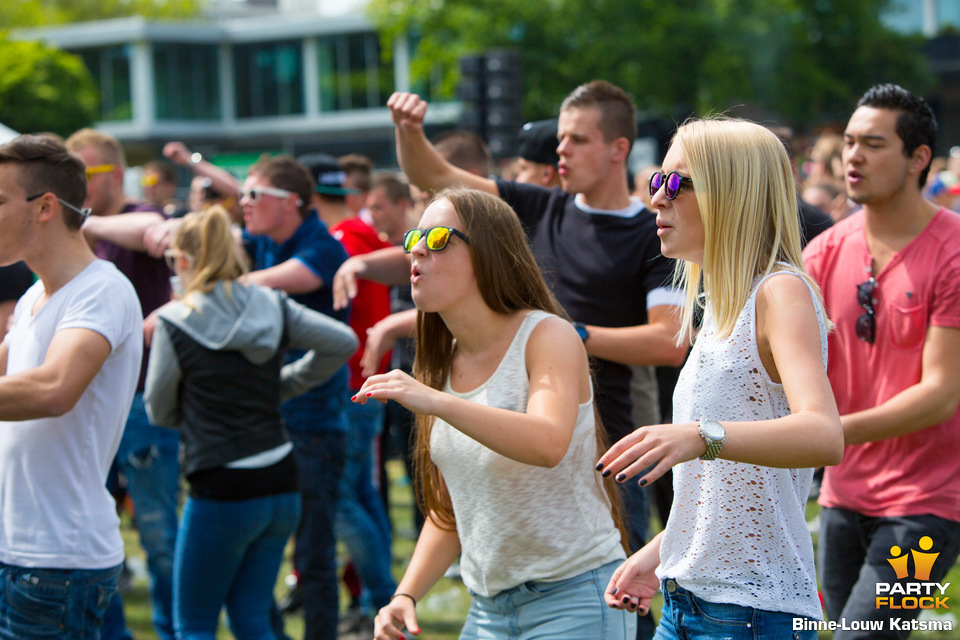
(875, 536), (950, 610)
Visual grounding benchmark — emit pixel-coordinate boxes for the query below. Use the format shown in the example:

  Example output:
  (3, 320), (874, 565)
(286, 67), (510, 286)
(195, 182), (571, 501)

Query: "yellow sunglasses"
(85, 164), (116, 179)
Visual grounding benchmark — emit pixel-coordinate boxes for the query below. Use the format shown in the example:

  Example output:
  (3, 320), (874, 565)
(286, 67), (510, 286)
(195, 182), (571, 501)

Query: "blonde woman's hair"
(672, 117), (829, 344)
(171, 205), (247, 307)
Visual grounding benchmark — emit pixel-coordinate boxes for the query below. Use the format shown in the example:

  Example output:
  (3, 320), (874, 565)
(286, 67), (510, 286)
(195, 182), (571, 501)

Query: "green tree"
(0, 37), (99, 137)
(369, 0), (933, 129)
(0, 0), (200, 28)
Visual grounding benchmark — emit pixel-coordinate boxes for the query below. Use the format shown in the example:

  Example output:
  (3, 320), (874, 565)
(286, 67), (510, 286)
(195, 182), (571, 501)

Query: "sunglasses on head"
(649, 171), (694, 200)
(239, 185), (302, 206)
(856, 277), (876, 344)
(402, 226), (470, 253)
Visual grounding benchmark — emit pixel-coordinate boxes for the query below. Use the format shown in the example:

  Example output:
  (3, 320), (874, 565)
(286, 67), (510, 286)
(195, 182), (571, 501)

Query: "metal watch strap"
(698, 420), (724, 461)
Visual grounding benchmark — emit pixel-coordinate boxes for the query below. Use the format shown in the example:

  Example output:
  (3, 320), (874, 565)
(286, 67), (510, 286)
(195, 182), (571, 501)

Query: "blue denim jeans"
(0, 562), (121, 639)
(335, 399), (396, 611)
(103, 393), (179, 640)
(654, 579), (817, 640)
(174, 492), (301, 639)
(460, 560), (635, 640)
(284, 425), (346, 640)
(818, 507), (960, 639)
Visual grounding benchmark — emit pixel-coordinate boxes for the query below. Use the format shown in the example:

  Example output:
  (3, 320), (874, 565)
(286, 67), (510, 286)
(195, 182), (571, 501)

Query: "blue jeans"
(818, 507), (960, 639)
(174, 493), (301, 639)
(460, 560), (635, 640)
(103, 393), (179, 640)
(335, 399), (396, 611)
(284, 424), (346, 640)
(654, 579), (816, 640)
(0, 562), (121, 639)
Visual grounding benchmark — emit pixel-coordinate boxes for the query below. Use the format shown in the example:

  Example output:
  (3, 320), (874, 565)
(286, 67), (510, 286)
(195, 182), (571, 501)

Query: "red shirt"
(330, 217), (393, 390)
(803, 208), (960, 522)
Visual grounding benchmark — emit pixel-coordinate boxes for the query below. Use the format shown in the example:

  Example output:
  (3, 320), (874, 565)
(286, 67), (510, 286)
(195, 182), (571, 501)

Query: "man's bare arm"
(82, 212), (166, 252)
(0, 328), (111, 420)
(388, 92), (498, 196)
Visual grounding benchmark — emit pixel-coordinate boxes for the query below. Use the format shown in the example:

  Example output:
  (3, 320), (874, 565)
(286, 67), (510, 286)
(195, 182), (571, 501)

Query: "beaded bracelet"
(390, 593), (417, 607)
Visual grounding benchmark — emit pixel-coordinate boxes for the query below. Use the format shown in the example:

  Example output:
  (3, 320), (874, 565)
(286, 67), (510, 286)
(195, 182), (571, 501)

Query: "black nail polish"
(615, 473), (626, 483)
(595, 462), (603, 471)
(639, 478), (647, 487)
(601, 469), (611, 478)
(622, 596), (630, 603)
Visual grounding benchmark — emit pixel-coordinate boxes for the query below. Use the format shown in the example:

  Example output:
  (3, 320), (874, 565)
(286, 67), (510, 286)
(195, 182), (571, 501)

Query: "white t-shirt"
(0, 260), (142, 569)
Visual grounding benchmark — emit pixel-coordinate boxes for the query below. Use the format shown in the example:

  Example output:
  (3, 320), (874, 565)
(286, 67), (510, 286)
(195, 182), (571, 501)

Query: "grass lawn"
(119, 462), (958, 639)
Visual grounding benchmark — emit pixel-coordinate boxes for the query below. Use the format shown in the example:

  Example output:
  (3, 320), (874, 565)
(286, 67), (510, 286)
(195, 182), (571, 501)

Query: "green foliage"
(368, 0), (934, 128)
(0, 0), (201, 28)
(0, 38), (99, 137)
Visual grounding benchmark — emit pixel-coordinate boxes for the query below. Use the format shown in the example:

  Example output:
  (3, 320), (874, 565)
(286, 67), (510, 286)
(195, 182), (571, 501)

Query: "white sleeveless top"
(657, 270), (827, 620)
(430, 310), (625, 597)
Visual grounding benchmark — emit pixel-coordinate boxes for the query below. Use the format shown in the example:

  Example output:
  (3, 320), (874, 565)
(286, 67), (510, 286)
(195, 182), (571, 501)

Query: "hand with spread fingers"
(353, 369), (443, 417)
(596, 422), (706, 487)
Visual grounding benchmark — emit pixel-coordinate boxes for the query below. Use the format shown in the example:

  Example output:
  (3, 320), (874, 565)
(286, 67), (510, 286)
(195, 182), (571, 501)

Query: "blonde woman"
(357, 188), (635, 640)
(144, 207), (357, 639)
(597, 118), (844, 639)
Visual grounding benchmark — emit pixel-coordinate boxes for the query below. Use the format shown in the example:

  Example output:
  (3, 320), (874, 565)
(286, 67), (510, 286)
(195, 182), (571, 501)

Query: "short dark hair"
(560, 80), (637, 151)
(371, 172), (412, 203)
(0, 135), (87, 230)
(433, 130), (492, 176)
(143, 160), (177, 184)
(338, 153), (374, 192)
(857, 83), (937, 187)
(247, 155), (314, 218)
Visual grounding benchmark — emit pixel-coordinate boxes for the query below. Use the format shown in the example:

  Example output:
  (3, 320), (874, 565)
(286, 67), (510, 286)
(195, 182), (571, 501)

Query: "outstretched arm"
(388, 92), (498, 196)
(333, 247), (411, 310)
(355, 316), (589, 467)
(598, 275), (843, 485)
(163, 141), (241, 203)
(82, 212), (166, 252)
(580, 304), (688, 367)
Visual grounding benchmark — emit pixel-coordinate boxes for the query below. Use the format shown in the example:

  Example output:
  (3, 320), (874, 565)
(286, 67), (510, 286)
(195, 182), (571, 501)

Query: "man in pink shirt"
(804, 84), (960, 639)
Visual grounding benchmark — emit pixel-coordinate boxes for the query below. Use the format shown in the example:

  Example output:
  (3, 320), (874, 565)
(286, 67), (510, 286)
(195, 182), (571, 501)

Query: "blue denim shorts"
(0, 562), (121, 639)
(460, 560), (635, 639)
(654, 579), (817, 640)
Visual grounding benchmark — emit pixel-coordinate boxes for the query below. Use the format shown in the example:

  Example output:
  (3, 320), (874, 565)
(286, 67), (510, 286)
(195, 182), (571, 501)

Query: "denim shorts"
(0, 562), (121, 639)
(460, 560), (635, 639)
(654, 579), (817, 640)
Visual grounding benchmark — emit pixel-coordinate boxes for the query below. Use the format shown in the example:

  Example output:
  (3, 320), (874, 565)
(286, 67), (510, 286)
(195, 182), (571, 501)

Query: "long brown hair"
(413, 188), (625, 547)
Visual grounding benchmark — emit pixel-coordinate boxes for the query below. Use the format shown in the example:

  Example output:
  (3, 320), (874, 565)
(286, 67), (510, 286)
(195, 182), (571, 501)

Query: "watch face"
(701, 420), (724, 440)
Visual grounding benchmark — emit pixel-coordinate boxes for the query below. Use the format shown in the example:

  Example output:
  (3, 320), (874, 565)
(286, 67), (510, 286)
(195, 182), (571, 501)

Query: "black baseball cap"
(517, 119), (559, 167)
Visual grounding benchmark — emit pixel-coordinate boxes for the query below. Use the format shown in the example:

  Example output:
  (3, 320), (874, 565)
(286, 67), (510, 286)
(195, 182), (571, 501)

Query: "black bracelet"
(391, 592), (417, 607)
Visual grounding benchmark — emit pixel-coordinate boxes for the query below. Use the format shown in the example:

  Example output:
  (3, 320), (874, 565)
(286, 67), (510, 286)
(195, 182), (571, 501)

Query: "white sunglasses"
(239, 185), (303, 207)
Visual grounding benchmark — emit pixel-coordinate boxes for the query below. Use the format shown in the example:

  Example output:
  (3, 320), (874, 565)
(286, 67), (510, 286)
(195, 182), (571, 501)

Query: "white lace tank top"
(430, 310), (625, 597)
(657, 270), (827, 620)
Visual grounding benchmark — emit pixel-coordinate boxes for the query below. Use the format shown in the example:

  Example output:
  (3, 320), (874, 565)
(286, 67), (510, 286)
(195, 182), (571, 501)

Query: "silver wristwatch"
(698, 419), (726, 461)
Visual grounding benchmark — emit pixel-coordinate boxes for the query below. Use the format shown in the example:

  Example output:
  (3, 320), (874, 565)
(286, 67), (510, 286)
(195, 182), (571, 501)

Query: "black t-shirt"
(0, 262), (34, 303)
(496, 179), (675, 441)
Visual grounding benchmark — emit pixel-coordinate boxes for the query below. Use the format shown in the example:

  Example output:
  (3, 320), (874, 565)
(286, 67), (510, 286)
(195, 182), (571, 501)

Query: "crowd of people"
(0, 77), (957, 640)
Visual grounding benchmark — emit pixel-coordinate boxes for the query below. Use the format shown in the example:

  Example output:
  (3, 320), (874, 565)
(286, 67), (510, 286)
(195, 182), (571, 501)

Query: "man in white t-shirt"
(0, 135), (143, 639)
